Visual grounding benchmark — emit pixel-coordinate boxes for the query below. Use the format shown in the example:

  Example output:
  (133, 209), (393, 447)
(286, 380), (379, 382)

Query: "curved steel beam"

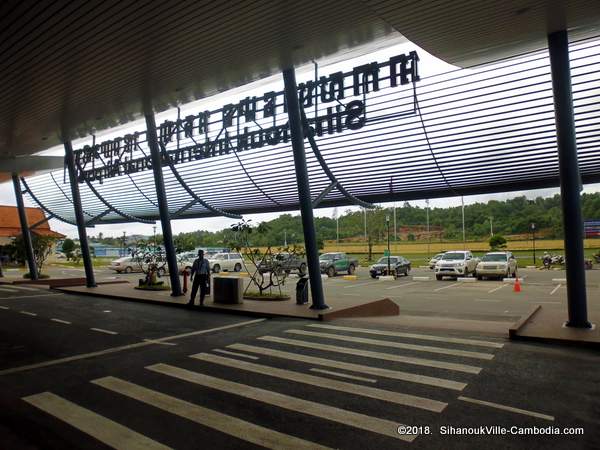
(82, 177), (155, 224)
(49, 172), (95, 218)
(226, 134), (282, 206)
(299, 106), (375, 209)
(20, 177), (77, 226)
(159, 142), (242, 219)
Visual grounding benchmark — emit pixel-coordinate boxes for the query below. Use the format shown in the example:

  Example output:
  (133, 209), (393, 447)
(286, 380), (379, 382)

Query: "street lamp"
(531, 223), (536, 265)
(122, 231), (126, 256)
(489, 216), (494, 237)
(153, 225), (157, 252)
(426, 199), (430, 258)
(386, 214), (391, 275)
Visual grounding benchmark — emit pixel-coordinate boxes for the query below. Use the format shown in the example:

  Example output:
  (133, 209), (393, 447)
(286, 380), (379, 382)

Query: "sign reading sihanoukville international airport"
(74, 51), (420, 183)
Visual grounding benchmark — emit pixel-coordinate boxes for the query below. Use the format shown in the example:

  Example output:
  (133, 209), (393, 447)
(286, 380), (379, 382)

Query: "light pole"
(153, 225), (157, 252)
(122, 231), (126, 256)
(363, 207), (367, 252)
(393, 203), (397, 243)
(531, 223), (536, 265)
(284, 230), (287, 247)
(489, 216), (494, 237)
(461, 196), (466, 250)
(386, 214), (391, 275)
(426, 199), (430, 258)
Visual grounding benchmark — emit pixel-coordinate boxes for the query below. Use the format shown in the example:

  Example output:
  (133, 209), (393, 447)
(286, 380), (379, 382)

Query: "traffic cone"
(513, 277), (521, 292)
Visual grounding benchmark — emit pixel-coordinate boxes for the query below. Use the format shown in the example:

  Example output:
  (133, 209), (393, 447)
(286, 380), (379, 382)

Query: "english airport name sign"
(75, 51), (420, 183)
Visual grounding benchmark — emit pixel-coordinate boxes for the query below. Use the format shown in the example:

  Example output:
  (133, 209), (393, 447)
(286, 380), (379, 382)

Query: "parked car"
(369, 256), (411, 278)
(319, 252), (358, 277)
(257, 252), (307, 275)
(476, 252), (517, 280)
(429, 253), (445, 269)
(177, 251), (197, 274)
(435, 251), (479, 280)
(208, 252), (245, 273)
(109, 256), (143, 274)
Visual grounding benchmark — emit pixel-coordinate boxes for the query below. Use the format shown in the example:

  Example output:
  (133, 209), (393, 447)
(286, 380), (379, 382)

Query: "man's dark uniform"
(189, 251), (210, 306)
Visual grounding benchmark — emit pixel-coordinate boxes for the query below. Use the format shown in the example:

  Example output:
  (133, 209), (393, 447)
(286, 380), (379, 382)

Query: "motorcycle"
(542, 253), (565, 269)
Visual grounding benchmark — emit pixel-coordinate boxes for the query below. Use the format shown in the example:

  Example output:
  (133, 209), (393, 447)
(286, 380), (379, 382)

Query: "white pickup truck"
(435, 251), (479, 280)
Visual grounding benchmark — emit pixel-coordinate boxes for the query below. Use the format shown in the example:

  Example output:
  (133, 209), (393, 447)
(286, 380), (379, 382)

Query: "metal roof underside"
(21, 39), (600, 225)
(1, 0), (599, 164)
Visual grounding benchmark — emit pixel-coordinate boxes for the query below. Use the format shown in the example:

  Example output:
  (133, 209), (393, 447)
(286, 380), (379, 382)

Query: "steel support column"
(145, 112), (183, 296)
(548, 30), (590, 328)
(283, 66), (328, 310)
(64, 141), (96, 287)
(12, 173), (38, 280)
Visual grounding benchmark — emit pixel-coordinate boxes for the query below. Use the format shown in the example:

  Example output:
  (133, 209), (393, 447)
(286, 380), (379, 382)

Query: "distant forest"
(90, 193), (600, 249)
(169, 193), (600, 249)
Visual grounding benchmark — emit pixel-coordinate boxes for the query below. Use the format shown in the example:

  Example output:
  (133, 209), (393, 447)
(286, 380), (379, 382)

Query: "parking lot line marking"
(228, 343), (466, 390)
(23, 392), (171, 450)
(488, 284), (507, 294)
(475, 299), (500, 303)
(385, 281), (417, 290)
(0, 293), (63, 300)
(213, 349), (259, 360)
(343, 281), (380, 289)
(0, 287), (17, 292)
(191, 353), (447, 413)
(50, 318), (71, 325)
(285, 330), (495, 360)
(534, 301), (561, 304)
(309, 368), (378, 383)
(93, 376), (331, 450)
(550, 284), (562, 295)
(434, 282), (461, 292)
(19, 311), (37, 317)
(142, 339), (177, 346)
(90, 328), (118, 335)
(306, 324), (504, 348)
(0, 305), (9, 310)
(458, 396), (555, 421)
(258, 336), (482, 374)
(342, 293), (360, 296)
(147, 364), (412, 441)
(6, 285), (39, 291)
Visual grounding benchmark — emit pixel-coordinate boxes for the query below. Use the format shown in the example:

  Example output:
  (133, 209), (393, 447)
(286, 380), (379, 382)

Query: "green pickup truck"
(319, 252), (358, 277)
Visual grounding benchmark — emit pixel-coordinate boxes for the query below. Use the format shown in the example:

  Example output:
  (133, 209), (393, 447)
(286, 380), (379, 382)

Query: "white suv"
(208, 253), (245, 273)
(435, 251), (479, 280)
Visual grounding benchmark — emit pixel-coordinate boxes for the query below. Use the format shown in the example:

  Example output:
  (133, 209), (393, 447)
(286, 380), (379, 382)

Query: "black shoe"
(187, 300), (194, 307)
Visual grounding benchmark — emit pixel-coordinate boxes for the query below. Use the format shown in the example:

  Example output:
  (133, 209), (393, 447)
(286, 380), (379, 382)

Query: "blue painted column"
(283, 66), (328, 310)
(64, 141), (96, 288)
(548, 29), (590, 328)
(145, 112), (183, 296)
(12, 173), (38, 280)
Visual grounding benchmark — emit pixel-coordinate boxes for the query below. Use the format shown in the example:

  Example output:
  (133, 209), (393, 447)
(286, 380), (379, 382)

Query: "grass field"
(322, 239), (600, 254)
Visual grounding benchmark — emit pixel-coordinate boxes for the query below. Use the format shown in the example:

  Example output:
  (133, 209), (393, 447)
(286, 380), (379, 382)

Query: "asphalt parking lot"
(0, 286), (598, 449)
(14, 263), (597, 325)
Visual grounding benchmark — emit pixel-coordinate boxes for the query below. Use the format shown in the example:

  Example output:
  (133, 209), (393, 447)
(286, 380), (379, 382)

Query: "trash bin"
(296, 277), (309, 305)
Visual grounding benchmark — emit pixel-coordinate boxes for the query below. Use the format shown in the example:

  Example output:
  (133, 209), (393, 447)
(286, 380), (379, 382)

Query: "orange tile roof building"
(0, 205), (65, 245)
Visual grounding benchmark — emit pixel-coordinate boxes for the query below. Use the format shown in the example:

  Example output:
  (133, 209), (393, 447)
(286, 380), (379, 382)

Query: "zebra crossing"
(21, 322), (512, 448)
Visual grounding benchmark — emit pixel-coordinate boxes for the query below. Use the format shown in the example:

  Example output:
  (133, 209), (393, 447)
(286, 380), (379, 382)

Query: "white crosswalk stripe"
(93, 376), (331, 450)
(2, 285), (39, 291)
(20, 323), (507, 449)
(227, 343), (467, 390)
(23, 392), (171, 450)
(190, 352), (447, 412)
(147, 363), (416, 442)
(285, 329), (495, 360)
(306, 323), (504, 348)
(258, 335), (482, 374)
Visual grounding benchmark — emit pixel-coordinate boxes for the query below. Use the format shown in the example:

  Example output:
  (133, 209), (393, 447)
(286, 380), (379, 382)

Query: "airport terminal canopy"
(19, 38), (600, 224)
(1, 0), (599, 162)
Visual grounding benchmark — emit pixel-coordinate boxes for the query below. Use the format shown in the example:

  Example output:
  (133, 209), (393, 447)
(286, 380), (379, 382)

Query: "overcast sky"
(1, 39), (597, 239)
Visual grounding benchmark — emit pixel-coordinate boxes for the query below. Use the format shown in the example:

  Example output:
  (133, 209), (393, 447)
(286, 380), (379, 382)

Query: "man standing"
(188, 249), (210, 306)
